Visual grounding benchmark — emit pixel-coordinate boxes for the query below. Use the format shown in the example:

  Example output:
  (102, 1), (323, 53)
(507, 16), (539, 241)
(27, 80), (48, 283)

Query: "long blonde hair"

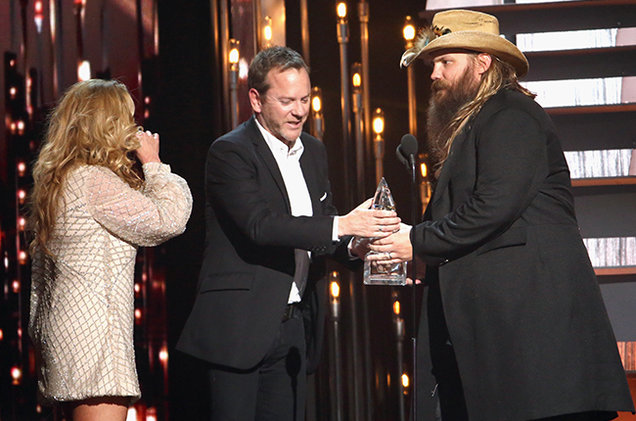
(434, 54), (536, 176)
(30, 79), (142, 253)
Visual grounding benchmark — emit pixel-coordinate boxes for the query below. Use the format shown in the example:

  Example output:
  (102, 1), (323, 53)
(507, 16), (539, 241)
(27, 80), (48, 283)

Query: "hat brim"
(414, 31), (529, 77)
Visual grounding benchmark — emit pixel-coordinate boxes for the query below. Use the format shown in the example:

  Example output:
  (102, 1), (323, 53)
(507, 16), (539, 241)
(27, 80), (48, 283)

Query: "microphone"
(396, 134), (418, 172)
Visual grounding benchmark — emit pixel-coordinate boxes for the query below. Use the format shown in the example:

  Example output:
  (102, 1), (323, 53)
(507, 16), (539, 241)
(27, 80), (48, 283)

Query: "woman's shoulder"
(65, 165), (124, 197)
(63, 164), (92, 191)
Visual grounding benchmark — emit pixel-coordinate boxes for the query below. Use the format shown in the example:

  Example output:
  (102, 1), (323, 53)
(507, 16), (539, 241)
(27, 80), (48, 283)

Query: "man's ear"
(475, 53), (493, 76)
(248, 88), (262, 113)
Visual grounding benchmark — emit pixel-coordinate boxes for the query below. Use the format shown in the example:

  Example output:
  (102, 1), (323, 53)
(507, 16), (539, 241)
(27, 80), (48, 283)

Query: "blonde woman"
(28, 79), (192, 420)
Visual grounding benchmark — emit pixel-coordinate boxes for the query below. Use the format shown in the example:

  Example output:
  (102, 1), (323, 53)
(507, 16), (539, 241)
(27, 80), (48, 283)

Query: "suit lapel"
(247, 117), (292, 212)
(428, 125), (473, 221)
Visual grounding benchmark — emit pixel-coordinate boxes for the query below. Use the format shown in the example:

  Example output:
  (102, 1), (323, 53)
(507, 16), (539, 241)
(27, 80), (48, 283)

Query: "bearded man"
(369, 9), (635, 421)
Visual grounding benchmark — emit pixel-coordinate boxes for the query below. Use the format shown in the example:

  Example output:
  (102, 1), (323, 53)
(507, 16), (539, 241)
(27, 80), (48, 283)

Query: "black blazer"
(412, 89), (634, 420)
(177, 116), (349, 371)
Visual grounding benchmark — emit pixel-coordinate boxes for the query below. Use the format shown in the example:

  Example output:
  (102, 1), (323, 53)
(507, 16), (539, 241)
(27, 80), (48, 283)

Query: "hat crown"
(400, 9), (528, 77)
(432, 10), (500, 37)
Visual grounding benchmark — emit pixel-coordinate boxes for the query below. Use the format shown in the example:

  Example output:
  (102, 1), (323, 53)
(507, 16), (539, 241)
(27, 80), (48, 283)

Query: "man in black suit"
(177, 46), (400, 421)
(370, 9), (635, 421)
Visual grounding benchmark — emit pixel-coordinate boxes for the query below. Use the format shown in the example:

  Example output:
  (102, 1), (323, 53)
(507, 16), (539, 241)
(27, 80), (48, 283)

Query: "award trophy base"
(363, 257), (407, 286)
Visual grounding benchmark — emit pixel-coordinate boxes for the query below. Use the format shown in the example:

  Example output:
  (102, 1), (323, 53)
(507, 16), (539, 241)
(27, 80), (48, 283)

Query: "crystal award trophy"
(363, 178), (407, 286)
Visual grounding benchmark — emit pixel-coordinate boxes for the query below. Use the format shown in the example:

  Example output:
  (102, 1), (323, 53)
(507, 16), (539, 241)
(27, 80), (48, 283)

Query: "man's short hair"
(248, 46), (309, 95)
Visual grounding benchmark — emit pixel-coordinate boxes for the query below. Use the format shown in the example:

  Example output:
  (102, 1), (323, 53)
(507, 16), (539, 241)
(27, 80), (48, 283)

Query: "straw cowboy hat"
(400, 9), (529, 77)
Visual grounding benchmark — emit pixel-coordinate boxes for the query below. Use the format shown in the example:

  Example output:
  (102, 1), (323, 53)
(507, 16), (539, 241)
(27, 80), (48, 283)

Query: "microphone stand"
(408, 153), (419, 421)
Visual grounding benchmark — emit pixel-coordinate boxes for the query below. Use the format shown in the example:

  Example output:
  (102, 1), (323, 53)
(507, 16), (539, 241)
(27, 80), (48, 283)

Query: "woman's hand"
(135, 130), (161, 164)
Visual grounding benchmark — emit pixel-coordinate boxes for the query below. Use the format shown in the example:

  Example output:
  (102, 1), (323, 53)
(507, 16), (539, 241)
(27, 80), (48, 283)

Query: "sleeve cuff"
(332, 216), (340, 242)
(142, 162), (170, 175)
(346, 238), (358, 260)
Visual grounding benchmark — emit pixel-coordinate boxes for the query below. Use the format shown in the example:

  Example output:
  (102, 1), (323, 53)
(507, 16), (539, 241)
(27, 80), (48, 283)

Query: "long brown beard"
(426, 64), (480, 175)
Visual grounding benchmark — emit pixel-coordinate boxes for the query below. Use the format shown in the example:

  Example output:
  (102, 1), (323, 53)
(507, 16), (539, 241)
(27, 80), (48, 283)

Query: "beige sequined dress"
(29, 162), (192, 403)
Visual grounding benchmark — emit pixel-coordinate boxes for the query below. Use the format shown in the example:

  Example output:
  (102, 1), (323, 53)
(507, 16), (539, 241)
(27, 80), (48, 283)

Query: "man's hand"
(349, 236), (370, 259)
(367, 223), (413, 263)
(338, 198), (401, 238)
(367, 224), (423, 285)
(405, 256), (426, 285)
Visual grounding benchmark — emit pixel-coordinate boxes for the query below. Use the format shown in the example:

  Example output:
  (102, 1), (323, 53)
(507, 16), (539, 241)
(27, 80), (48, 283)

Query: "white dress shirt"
(256, 119), (318, 304)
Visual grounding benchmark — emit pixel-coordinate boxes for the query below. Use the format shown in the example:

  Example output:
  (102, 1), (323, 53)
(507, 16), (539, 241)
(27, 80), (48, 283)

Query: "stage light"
(372, 108), (384, 135)
(10, 367), (22, 385)
(393, 300), (401, 316)
(404, 15), (418, 136)
(9, 87), (17, 99)
(420, 162), (428, 178)
(327, 269), (344, 420)
(403, 16), (416, 44)
(12, 280), (20, 293)
(329, 272), (341, 321)
(373, 108), (385, 183)
(17, 161), (26, 176)
(126, 406), (137, 421)
(351, 61), (365, 191)
(228, 38), (240, 128)
(311, 89), (322, 113)
(402, 373), (410, 388)
(159, 347), (168, 364)
(77, 60), (91, 81)
(34, 1), (44, 33)
(310, 86), (324, 140)
(18, 250), (28, 265)
(330, 274), (340, 300)
(228, 48), (239, 65)
(352, 73), (361, 89)
(17, 189), (26, 204)
(263, 16), (273, 48)
(351, 63), (363, 95)
(335, 1), (352, 202)
(228, 39), (240, 66)
(16, 120), (25, 135)
(146, 408), (158, 421)
(336, 2), (347, 20)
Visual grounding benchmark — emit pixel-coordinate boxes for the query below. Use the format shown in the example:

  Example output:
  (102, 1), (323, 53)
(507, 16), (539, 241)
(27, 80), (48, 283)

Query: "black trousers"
(207, 312), (307, 421)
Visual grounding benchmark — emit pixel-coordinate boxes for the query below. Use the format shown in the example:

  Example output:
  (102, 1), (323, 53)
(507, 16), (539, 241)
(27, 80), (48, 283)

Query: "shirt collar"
(254, 116), (304, 159)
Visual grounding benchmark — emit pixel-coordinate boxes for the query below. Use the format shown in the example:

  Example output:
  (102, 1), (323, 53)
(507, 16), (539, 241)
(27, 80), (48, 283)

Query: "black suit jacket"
(177, 116), (349, 371)
(412, 89), (634, 420)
